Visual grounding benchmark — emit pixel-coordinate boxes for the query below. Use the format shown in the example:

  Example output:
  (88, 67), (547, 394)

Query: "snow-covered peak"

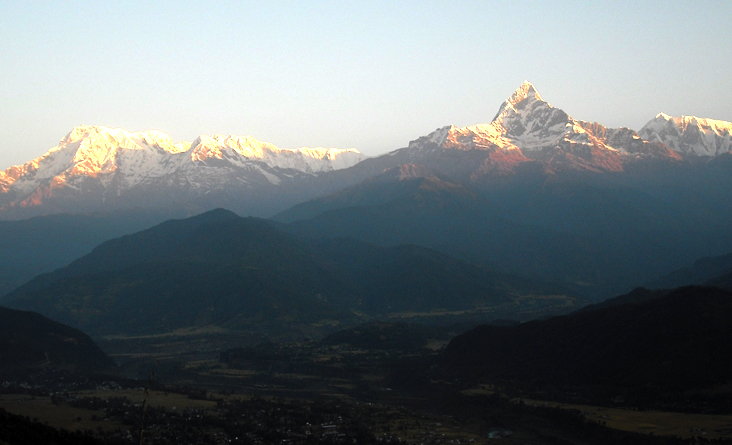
(427, 126), (454, 145)
(190, 134), (280, 161)
(186, 133), (365, 172)
(639, 114), (732, 156)
(492, 80), (544, 122)
(401, 81), (675, 172)
(487, 82), (577, 150)
(63, 125), (189, 154)
(406, 82), (591, 153)
(0, 126), (367, 200)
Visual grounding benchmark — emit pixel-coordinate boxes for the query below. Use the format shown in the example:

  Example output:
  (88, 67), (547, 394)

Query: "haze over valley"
(2, 80), (732, 443)
(2, 2), (732, 443)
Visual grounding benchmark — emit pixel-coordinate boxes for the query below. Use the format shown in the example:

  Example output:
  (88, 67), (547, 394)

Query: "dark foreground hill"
(443, 286), (732, 395)
(0, 306), (116, 374)
(1, 209), (574, 338)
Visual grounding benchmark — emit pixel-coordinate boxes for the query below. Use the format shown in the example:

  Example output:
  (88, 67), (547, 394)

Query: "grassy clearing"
(101, 324), (234, 340)
(424, 339), (449, 350)
(518, 398), (732, 439)
(460, 384), (498, 396)
(386, 307), (493, 318)
(0, 394), (125, 433)
(358, 406), (489, 444)
(310, 319), (342, 327)
(385, 294), (577, 320)
(73, 389), (217, 411)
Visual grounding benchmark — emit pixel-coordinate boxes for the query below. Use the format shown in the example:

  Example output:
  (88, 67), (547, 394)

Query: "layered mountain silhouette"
(277, 165), (614, 294)
(646, 250), (732, 291)
(265, 83), (732, 297)
(3, 81), (732, 302)
(276, 159), (732, 298)
(0, 207), (187, 296)
(1, 209), (573, 338)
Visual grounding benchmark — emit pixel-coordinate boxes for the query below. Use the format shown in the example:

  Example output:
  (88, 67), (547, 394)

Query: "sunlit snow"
(0, 126), (367, 196)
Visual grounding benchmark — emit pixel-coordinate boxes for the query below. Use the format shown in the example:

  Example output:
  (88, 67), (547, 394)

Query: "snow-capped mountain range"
(0, 126), (364, 192)
(401, 81), (680, 172)
(1, 81), (731, 219)
(0, 126), (365, 215)
(639, 113), (732, 157)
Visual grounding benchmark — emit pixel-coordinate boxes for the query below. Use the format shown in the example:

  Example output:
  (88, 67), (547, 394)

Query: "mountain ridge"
(0, 125), (366, 218)
(1, 81), (732, 220)
(402, 81), (681, 173)
(640, 113), (732, 157)
(2, 209), (575, 338)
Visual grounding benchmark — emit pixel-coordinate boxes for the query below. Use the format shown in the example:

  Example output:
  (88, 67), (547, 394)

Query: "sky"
(1, 0), (731, 170)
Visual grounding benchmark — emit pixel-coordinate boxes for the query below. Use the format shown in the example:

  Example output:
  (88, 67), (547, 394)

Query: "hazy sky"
(1, 0), (730, 169)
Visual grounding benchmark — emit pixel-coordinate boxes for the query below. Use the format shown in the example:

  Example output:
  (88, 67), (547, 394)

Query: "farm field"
(517, 398), (732, 440)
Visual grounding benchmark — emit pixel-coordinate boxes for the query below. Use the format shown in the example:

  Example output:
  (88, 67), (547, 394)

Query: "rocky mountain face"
(304, 82), (698, 201)
(3, 82), (732, 222)
(2, 82), (730, 220)
(639, 113), (732, 157)
(385, 81), (680, 175)
(0, 126), (365, 219)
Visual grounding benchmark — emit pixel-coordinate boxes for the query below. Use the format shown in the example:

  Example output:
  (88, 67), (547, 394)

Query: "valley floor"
(3, 335), (731, 445)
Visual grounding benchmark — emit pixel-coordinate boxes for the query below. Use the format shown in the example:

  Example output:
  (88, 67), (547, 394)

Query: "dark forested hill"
(0, 306), (116, 373)
(443, 286), (732, 394)
(1, 209), (572, 338)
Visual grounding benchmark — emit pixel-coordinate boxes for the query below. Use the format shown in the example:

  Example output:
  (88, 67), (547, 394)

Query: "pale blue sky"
(1, 0), (730, 169)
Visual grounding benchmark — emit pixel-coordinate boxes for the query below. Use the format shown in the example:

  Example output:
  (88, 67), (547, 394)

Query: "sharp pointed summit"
(1, 81), (727, 220)
(492, 80), (545, 122)
(398, 81), (677, 173)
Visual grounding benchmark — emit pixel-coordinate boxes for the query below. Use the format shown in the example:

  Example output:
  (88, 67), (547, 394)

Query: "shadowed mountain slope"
(0, 305), (116, 373)
(574, 287), (671, 313)
(648, 252), (732, 290)
(1, 209), (571, 338)
(443, 286), (732, 393)
(0, 208), (188, 296)
(276, 163), (731, 298)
